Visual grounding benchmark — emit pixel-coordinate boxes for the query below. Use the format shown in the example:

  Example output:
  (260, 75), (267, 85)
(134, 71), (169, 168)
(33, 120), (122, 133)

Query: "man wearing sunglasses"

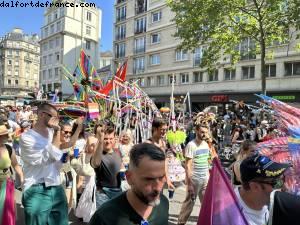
(20, 103), (68, 225)
(235, 154), (290, 225)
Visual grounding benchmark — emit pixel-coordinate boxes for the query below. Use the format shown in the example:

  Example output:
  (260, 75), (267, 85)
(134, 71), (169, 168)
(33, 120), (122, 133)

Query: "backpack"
(4, 144), (13, 174)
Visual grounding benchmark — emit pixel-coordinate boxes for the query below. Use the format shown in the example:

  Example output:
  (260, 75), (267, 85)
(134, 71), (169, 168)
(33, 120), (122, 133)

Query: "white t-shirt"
(185, 140), (210, 179)
(234, 187), (269, 225)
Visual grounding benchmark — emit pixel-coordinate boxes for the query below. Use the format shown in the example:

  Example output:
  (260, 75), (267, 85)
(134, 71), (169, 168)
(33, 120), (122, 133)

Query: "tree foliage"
(167, 0), (300, 94)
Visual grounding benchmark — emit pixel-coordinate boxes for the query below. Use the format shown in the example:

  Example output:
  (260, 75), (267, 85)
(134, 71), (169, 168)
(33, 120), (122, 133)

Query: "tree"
(167, 0), (300, 94)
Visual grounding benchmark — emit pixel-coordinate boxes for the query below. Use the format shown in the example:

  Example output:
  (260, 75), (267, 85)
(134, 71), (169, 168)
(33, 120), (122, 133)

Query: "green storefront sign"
(272, 95), (296, 101)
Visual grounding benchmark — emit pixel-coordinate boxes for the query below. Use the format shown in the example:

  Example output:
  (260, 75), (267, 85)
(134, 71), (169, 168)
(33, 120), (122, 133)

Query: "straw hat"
(0, 125), (9, 136)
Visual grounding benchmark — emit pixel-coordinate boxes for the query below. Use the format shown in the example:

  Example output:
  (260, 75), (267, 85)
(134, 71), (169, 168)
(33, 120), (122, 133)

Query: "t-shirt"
(234, 187), (269, 225)
(185, 140), (210, 179)
(94, 150), (122, 189)
(269, 191), (300, 225)
(89, 192), (169, 225)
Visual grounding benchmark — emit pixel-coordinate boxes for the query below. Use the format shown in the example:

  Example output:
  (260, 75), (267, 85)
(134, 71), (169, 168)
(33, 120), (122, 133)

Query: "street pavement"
(15, 185), (200, 225)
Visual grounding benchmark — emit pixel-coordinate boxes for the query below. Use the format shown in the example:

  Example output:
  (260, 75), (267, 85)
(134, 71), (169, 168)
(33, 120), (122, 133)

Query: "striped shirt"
(185, 140), (210, 179)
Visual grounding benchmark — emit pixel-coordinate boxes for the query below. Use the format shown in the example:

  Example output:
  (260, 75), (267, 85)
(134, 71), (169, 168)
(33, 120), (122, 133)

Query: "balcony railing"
(116, 15), (126, 22)
(135, 46), (145, 54)
(134, 27), (146, 34)
(115, 34), (126, 41)
(133, 68), (145, 74)
(135, 6), (147, 14)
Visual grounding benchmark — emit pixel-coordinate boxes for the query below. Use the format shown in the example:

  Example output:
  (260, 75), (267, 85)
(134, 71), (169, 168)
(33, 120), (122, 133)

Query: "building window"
(47, 83), (52, 91)
(15, 61), (19, 66)
(60, 8), (64, 17)
(224, 68), (236, 80)
(15, 69), (19, 76)
(133, 57), (145, 74)
(43, 56), (47, 65)
(8, 60), (12, 65)
(157, 75), (164, 86)
(54, 10), (58, 19)
(55, 68), (59, 78)
(135, 0), (147, 14)
(134, 36), (146, 53)
(43, 42), (48, 51)
(116, 24), (126, 40)
(115, 43), (126, 58)
(43, 70), (46, 80)
(242, 66), (255, 79)
(49, 39), (54, 49)
(240, 38), (256, 60)
(86, 40), (91, 50)
(116, 6), (126, 21)
(193, 71), (203, 83)
(48, 14), (51, 24)
(176, 50), (188, 61)
(56, 21), (61, 32)
(135, 17), (147, 34)
(50, 24), (55, 34)
(152, 11), (162, 23)
(147, 76), (155, 86)
(7, 49), (12, 56)
(168, 74), (176, 84)
(151, 33), (160, 44)
(180, 73), (189, 84)
(56, 52), (60, 62)
(266, 64), (276, 77)
(194, 47), (203, 67)
(86, 26), (91, 35)
(48, 69), (52, 79)
(15, 50), (19, 56)
(55, 37), (60, 47)
(26, 81), (29, 87)
(48, 54), (53, 64)
(8, 79), (11, 85)
(150, 54), (160, 65)
(208, 70), (218, 82)
(284, 62), (300, 76)
(87, 11), (92, 21)
(44, 27), (48, 37)
(15, 80), (18, 86)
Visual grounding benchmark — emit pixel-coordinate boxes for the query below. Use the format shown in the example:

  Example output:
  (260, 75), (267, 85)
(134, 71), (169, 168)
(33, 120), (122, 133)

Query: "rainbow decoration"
(87, 103), (99, 120)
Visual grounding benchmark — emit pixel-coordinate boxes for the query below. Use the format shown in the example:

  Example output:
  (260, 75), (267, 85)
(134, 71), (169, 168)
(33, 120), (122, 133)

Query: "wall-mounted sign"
(272, 95), (295, 101)
(211, 95), (229, 102)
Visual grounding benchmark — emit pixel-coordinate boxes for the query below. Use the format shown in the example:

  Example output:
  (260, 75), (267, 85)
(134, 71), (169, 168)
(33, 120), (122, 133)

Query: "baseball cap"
(240, 154), (290, 183)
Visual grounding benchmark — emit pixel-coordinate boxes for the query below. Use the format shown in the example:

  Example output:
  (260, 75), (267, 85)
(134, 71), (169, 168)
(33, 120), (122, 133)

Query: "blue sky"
(0, 0), (114, 51)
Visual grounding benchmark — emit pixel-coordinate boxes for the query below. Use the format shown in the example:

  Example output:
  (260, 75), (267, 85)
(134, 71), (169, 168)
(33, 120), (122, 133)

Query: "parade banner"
(197, 159), (249, 225)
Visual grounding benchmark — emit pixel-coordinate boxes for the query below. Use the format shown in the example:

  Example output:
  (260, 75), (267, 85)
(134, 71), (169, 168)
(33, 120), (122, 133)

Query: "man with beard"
(20, 103), (68, 225)
(89, 143), (169, 225)
(178, 124), (211, 225)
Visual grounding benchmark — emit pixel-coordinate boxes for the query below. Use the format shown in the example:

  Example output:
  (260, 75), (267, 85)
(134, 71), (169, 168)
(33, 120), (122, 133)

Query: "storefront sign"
(211, 95), (229, 102)
(272, 95), (296, 101)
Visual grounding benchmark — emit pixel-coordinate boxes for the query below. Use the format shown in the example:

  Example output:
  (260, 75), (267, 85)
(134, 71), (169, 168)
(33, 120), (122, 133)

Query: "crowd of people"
(0, 101), (299, 225)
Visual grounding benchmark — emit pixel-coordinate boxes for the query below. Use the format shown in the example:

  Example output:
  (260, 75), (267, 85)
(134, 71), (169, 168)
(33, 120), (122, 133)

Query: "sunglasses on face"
(62, 130), (72, 134)
(253, 179), (283, 189)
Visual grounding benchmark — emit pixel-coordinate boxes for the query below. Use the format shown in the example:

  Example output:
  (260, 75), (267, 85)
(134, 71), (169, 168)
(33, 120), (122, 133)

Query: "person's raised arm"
(91, 125), (105, 168)
(60, 117), (84, 149)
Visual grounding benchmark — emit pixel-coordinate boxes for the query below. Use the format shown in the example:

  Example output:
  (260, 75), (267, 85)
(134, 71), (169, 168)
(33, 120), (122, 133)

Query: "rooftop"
(0, 28), (39, 45)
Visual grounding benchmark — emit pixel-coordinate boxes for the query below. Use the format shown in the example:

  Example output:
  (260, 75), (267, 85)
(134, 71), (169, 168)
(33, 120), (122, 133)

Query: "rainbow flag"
(197, 159), (249, 225)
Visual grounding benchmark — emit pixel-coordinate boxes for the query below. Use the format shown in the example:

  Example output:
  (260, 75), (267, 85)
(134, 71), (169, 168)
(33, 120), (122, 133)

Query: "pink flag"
(197, 159), (249, 225)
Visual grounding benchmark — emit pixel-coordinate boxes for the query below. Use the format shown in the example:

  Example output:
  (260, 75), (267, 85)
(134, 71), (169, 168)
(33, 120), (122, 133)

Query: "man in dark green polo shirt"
(89, 143), (169, 225)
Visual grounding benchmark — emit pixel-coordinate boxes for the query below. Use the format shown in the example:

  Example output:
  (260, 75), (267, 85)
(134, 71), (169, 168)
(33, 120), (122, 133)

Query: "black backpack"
(4, 144), (13, 174)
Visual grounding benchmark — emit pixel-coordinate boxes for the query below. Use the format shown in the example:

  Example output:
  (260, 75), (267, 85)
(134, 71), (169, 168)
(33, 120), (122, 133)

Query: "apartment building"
(0, 28), (40, 96)
(113, 0), (300, 109)
(40, 0), (101, 96)
(99, 51), (113, 69)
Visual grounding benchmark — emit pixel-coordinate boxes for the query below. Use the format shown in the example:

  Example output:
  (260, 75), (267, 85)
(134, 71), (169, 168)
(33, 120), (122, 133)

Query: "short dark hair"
(130, 143), (166, 168)
(37, 103), (57, 113)
(152, 118), (167, 129)
(104, 126), (115, 135)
